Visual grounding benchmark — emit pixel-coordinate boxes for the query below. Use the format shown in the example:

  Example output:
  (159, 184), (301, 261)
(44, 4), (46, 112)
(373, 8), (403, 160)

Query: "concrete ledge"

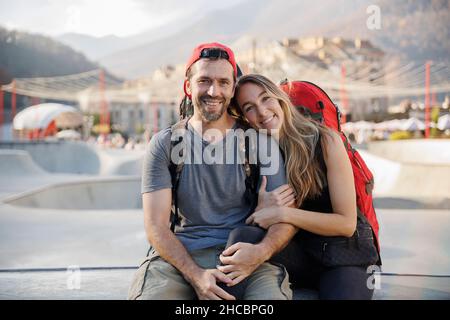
(1, 268), (449, 300)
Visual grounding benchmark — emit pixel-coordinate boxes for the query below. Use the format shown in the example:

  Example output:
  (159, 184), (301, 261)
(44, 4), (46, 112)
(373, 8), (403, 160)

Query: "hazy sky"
(0, 0), (245, 37)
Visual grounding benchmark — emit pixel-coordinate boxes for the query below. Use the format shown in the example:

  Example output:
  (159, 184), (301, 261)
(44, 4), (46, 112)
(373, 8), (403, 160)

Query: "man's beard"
(194, 95), (228, 122)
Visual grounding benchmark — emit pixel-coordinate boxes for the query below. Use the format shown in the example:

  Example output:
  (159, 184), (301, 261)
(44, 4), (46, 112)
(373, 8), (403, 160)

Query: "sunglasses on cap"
(200, 48), (230, 60)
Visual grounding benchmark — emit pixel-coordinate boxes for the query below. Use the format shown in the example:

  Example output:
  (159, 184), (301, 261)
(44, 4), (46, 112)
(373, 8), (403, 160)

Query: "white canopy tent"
(55, 129), (82, 140)
(437, 114), (450, 130)
(401, 118), (425, 131)
(373, 119), (406, 131)
(13, 103), (83, 130)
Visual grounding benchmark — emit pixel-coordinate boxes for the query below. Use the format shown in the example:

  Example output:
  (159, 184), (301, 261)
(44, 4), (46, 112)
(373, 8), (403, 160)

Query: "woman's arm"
(248, 131), (357, 237)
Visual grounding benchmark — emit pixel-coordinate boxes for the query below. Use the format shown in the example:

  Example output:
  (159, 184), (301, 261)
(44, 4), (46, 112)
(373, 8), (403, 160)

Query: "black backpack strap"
(235, 119), (260, 213)
(168, 118), (190, 232)
(245, 136), (260, 213)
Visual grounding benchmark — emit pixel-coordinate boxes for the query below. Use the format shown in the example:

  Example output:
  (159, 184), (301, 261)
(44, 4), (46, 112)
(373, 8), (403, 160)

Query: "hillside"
(0, 26), (99, 85)
(317, 0), (450, 62)
(92, 0), (449, 78)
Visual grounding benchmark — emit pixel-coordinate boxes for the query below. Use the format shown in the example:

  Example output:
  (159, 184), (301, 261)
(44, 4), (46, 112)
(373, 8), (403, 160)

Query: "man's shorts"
(127, 244), (292, 300)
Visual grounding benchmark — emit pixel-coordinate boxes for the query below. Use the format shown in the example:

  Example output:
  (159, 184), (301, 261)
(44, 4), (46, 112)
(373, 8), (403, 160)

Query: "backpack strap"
(168, 117), (190, 232)
(235, 119), (260, 213)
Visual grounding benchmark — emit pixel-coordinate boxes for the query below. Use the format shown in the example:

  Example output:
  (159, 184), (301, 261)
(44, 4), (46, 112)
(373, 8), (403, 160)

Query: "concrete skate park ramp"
(1, 139), (449, 300)
(3, 177), (141, 210)
(0, 148), (142, 207)
(362, 140), (450, 205)
(367, 139), (450, 164)
(0, 141), (144, 176)
(0, 149), (48, 177)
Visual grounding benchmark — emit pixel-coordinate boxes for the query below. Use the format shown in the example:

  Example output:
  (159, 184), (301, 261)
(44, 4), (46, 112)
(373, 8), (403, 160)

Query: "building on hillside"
(237, 37), (387, 121)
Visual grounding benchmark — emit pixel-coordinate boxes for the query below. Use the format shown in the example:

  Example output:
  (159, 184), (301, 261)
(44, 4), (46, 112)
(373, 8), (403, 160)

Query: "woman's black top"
(296, 137), (333, 239)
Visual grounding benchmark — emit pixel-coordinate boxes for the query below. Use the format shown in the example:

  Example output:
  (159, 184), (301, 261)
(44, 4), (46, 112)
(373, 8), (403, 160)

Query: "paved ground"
(1, 202), (448, 299)
(1, 269), (448, 300)
(0, 140), (449, 300)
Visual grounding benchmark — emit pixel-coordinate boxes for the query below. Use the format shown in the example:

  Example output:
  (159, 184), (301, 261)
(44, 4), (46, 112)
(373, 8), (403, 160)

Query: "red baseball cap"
(185, 42), (237, 78)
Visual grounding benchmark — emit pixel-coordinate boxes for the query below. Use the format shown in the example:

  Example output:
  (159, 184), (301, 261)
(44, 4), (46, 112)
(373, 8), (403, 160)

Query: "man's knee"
(244, 262), (293, 300)
(128, 257), (196, 300)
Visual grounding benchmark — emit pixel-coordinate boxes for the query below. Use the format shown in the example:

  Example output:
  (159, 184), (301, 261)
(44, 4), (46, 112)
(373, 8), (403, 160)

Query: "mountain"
(56, 14), (204, 61)
(0, 26), (99, 84)
(59, 0), (448, 79)
(99, 0), (268, 78)
(57, 33), (124, 61)
(316, 0), (450, 62)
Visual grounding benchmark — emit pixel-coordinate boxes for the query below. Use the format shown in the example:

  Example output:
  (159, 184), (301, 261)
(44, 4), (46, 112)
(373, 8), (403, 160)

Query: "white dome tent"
(401, 117), (425, 131)
(13, 103), (83, 139)
(13, 103), (83, 130)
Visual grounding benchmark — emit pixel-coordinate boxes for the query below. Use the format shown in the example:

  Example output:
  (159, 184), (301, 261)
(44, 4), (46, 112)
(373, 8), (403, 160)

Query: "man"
(128, 42), (296, 300)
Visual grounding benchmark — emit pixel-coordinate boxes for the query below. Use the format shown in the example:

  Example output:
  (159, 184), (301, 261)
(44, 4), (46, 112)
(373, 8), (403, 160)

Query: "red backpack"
(279, 80), (380, 252)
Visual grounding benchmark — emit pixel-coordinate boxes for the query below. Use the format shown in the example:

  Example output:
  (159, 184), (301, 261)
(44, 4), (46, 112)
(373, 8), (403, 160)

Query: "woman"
(228, 74), (378, 300)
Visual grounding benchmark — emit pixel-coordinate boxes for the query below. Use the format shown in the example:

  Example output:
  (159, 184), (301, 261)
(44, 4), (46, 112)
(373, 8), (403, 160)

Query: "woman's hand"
(246, 207), (287, 229)
(256, 176), (296, 211)
(218, 243), (267, 287)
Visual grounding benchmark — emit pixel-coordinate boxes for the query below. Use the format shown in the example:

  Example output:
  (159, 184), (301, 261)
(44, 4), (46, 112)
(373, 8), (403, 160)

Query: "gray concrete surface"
(0, 140), (449, 300)
(3, 177), (141, 210)
(0, 141), (144, 175)
(367, 139), (450, 165)
(1, 203), (449, 276)
(0, 149), (47, 176)
(0, 269), (448, 300)
(359, 149), (450, 202)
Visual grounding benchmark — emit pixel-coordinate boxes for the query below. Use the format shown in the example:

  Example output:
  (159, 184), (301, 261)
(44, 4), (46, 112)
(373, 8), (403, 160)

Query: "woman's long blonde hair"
(231, 74), (332, 207)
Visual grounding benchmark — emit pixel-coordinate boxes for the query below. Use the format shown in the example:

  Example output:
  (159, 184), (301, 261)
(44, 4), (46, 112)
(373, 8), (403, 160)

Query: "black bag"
(303, 215), (380, 267)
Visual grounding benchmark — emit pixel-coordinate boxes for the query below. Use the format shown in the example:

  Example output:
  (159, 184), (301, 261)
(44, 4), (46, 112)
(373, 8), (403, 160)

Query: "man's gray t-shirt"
(141, 121), (287, 252)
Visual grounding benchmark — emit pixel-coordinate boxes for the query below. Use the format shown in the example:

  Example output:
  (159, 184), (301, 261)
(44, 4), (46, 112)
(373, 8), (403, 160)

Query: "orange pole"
(425, 61), (431, 139)
(340, 63), (348, 124)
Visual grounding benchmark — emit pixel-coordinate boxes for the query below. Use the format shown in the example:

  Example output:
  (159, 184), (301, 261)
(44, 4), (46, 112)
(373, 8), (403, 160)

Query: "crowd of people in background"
(85, 130), (151, 151)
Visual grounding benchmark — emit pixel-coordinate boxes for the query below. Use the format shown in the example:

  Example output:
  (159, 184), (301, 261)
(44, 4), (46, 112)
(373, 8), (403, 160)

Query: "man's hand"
(246, 207), (287, 229)
(218, 243), (267, 287)
(256, 176), (296, 211)
(190, 269), (236, 300)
